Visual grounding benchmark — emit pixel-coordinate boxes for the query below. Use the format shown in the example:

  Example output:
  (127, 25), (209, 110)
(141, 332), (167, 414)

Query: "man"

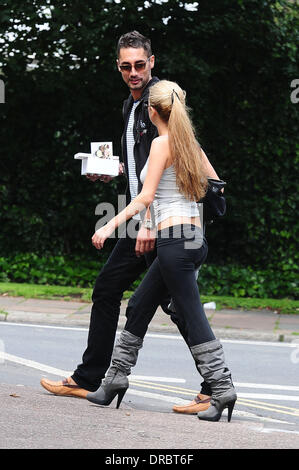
(40, 31), (211, 414)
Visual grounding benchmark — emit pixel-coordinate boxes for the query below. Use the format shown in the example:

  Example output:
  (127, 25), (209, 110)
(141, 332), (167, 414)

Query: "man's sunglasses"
(118, 57), (151, 72)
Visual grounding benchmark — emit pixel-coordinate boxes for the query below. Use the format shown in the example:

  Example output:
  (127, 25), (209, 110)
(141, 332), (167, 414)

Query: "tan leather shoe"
(40, 377), (89, 398)
(173, 393), (211, 414)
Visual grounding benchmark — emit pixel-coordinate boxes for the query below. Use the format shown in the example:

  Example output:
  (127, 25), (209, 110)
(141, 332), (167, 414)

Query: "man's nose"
(129, 65), (138, 75)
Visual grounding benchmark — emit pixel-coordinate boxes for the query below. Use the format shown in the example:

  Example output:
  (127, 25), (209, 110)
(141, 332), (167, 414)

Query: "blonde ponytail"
(149, 80), (207, 201)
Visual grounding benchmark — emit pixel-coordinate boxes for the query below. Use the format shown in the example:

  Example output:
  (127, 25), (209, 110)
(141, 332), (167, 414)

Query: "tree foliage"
(0, 0), (298, 276)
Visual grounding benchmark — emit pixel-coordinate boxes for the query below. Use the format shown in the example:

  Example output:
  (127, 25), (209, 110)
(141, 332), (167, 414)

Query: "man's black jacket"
(121, 76), (159, 205)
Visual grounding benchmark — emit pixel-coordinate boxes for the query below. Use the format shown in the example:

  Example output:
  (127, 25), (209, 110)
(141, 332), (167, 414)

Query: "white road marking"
(237, 393), (299, 402)
(220, 339), (298, 348)
(0, 321), (297, 347)
(0, 352), (72, 377)
(126, 390), (293, 425)
(235, 382), (299, 392)
(127, 390), (190, 406)
(0, 321), (88, 332)
(129, 376), (186, 383)
(145, 333), (297, 348)
(254, 427), (299, 435)
(1, 351), (298, 397)
(231, 410), (293, 425)
(0, 352), (185, 384)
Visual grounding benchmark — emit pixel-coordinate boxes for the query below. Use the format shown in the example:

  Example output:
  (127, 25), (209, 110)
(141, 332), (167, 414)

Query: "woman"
(87, 80), (237, 422)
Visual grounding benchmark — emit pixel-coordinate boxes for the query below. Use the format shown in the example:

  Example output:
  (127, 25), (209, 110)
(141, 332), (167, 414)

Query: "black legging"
(124, 224), (215, 347)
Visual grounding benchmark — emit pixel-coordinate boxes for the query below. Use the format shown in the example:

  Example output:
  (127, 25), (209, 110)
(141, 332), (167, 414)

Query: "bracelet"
(143, 218), (155, 230)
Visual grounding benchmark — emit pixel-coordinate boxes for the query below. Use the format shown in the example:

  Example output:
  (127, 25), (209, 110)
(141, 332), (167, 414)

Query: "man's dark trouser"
(72, 229), (172, 392)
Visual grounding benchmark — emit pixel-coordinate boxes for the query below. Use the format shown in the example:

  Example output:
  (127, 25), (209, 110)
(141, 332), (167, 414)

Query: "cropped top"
(140, 159), (199, 226)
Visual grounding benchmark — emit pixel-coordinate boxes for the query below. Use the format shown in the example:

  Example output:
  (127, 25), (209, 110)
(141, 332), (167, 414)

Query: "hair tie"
(171, 89), (180, 104)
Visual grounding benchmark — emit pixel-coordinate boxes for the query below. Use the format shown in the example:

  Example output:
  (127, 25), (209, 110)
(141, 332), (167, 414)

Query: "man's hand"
(86, 173), (113, 183)
(86, 173), (101, 182)
(86, 163), (124, 183)
(135, 224), (156, 257)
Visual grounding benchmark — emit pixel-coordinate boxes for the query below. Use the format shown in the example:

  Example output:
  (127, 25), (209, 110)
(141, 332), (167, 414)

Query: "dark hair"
(116, 31), (152, 58)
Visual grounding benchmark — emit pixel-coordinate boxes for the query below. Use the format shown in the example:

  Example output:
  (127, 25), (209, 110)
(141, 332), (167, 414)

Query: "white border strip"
(237, 392), (299, 402)
(0, 352), (185, 384)
(0, 321), (297, 347)
(234, 382), (299, 392)
(0, 351), (72, 377)
(0, 321), (87, 332)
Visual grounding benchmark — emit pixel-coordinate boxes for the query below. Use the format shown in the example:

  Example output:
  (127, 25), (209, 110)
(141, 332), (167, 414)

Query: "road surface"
(0, 321), (299, 449)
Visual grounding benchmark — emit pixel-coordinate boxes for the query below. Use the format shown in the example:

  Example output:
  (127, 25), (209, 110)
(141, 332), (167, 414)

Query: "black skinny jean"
(124, 224), (215, 347)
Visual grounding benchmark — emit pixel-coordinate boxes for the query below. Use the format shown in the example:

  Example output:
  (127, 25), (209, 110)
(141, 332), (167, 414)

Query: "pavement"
(0, 294), (298, 342)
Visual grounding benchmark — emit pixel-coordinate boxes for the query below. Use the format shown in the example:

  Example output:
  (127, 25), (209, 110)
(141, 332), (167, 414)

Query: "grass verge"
(0, 282), (298, 314)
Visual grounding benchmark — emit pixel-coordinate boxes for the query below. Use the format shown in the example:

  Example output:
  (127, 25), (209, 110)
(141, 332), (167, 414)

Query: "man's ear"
(116, 59), (121, 72)
(150, 55), (155, 69)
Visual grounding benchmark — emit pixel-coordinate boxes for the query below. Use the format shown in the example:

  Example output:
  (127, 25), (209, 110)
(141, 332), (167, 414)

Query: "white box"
(74, 141), (119, 176)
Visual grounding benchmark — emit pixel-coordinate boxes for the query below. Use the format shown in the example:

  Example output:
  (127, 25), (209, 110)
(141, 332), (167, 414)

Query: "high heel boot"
(87, 330), (143, 408)
(190, 339), (237, 422)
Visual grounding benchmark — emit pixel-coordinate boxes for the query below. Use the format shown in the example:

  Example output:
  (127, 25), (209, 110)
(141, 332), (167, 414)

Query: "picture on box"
(96, 144), (111, 159)
(91, 142), (113, 159)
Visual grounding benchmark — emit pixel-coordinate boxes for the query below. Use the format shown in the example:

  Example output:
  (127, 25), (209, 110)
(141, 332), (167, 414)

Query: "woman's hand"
(135, 224), (156, 257)
(92, 224), (114, 250)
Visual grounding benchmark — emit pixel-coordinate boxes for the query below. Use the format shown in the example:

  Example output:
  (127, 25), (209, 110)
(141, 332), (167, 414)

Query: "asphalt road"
(0, 321), (299, 450)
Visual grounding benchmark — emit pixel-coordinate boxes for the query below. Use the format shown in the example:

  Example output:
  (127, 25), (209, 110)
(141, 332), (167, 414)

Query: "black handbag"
(201, 178), (226, 226)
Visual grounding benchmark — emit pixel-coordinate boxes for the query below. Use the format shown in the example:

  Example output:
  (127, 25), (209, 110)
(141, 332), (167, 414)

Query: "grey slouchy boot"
(87, 330), (143, 408)
(190, 339), (237, 422)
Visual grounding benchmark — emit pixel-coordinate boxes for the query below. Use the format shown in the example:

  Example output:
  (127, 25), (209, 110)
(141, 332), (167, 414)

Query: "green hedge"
(0, 0), (298, 271)
(0, 254), (297, 300)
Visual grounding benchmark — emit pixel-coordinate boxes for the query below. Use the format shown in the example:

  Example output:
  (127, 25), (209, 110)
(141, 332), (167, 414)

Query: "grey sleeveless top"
(140, 158), (199, 225)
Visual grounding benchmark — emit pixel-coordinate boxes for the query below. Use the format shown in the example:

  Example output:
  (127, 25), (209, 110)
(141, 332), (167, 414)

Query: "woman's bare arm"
(200, 148), (224, 192)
